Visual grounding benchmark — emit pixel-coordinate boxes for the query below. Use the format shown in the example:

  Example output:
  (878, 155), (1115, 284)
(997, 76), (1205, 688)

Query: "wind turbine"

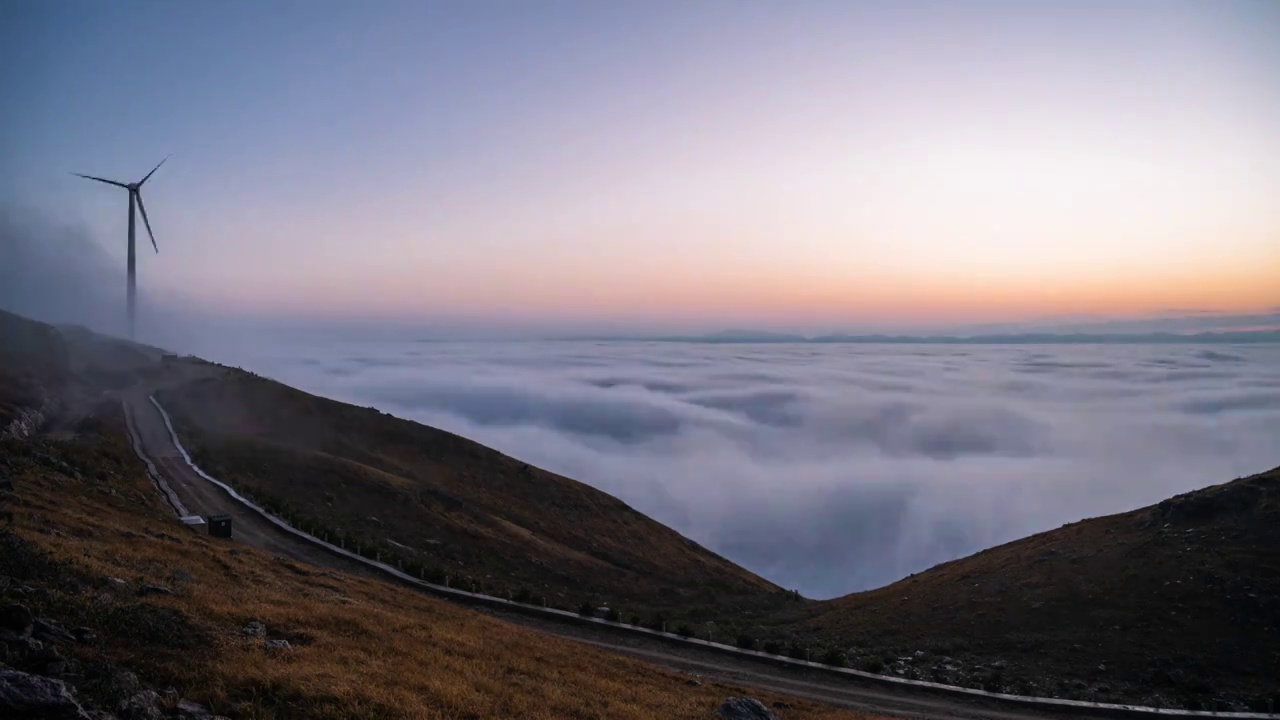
(73, 157), (167, 338)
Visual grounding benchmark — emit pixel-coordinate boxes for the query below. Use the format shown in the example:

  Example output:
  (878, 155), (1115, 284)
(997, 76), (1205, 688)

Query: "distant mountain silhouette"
(554, 329), (1280, 344)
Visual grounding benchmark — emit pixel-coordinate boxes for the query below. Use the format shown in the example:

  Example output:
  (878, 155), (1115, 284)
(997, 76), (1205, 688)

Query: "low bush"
(676, 624), (694, 638)
(577, 601), (594, 617)
(735, 634), (757, 650)
(821, 648), (848, 667)
(763, 640), (784, 655)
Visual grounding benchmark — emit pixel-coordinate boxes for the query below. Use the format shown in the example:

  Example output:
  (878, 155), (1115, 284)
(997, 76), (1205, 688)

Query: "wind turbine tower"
(73, 157), (167, 338)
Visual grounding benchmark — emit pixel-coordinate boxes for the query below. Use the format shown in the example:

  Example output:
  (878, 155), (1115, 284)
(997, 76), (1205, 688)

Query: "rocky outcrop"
(0, 669), (92, 719)
(715, 697), (780, 720)
(0, 593), (230, 720)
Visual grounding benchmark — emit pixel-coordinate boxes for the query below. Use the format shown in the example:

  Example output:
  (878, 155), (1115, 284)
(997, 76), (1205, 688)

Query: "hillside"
(153, 366), (788, 623)
(0, 401), (866, 719)
(769, 466), (1280, 710)
(0, 309), (71, 434)
(0, 309), (161, 438)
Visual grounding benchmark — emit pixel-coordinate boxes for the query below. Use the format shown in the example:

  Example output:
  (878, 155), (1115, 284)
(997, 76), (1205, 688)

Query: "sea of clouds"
(8, 207), (1279, 598)
(201, 339), (1280, 599)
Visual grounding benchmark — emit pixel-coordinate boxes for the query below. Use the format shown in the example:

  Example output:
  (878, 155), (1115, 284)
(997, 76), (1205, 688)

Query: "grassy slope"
(774, 466), (1280, 709)
(156, 369), (789, 623)
(0, 309), (71, 429)
(1, 409), (869, 720)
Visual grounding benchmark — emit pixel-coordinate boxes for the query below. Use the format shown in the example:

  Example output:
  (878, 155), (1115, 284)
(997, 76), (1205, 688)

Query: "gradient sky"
(3, 0), (1278, 334)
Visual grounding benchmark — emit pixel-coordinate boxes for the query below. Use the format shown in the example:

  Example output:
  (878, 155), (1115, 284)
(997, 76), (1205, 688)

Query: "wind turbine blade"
(72, 173), (128, 189)
(135, 190), (158, 253)
(138, 155), (169, 186)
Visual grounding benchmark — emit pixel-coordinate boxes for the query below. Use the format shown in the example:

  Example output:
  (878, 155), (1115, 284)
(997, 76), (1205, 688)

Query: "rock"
(0, 604), (34, 636)
(105, 578), (130, 592)
(138, 585), (171, 597)
(171, 570), (195, 585)
(685, 678), (702, 687)
(33, 619), (76, 645)
(120, 689), (162, 720)
(82, 669), (139, 711)
(240, 621), (266, 638)
(7, 634), (44, 657)
(264, 639), (291, 651)
(72, 628), (96, 644)
(716, 697), (781, 720)
(0, 668), (92, 719)
(175, 699), (214, 718)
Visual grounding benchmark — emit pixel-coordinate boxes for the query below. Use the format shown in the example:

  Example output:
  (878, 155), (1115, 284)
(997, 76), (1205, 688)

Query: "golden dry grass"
(154, 368), (788, 625)
(4, 422), (878, 720)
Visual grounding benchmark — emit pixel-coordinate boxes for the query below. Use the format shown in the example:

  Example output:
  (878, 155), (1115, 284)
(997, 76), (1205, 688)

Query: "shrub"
(735, 634), (757, 650)
(676, 624), (695, 638)
(821, 648), (848, 667)
(763, 640), (784, 655)
(788, 643), (808, 660)
(577, 601), (594, 617)
(629, 615), (642, 626)
(861, 656), (885, 674)
(513, 587), (533, 604)
(605, 608), (621, 622)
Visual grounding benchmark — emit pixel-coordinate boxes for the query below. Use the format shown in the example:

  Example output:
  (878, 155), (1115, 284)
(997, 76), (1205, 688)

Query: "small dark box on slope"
(207, 514), (232, 538)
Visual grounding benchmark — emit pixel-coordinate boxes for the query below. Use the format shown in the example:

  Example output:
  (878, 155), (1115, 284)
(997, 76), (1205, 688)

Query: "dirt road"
(117, 377), (1127, 720)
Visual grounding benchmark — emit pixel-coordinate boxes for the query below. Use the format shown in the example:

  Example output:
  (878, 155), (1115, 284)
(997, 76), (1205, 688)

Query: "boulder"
(34, 618), (76, 645)
(0, 668), (92, 719)
(716, 697), (780, 720)
(0, 604), (34, 636)
(264, 639), (291, 652)
(120, 689), (162, 720)
(138, 584), (172, 597)
(175, 699), (231, 719)
(240, 621), (266, 638)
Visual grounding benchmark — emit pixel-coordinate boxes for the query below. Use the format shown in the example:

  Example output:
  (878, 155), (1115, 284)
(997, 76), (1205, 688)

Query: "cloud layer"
(197, 340), (1280, 598)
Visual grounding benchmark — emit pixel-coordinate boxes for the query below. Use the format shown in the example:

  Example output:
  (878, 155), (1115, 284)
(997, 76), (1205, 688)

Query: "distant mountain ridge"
(555, 328), (1280, 344)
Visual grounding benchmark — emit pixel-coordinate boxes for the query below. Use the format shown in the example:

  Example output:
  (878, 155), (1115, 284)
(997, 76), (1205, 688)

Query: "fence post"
(445, 575), (450, 588)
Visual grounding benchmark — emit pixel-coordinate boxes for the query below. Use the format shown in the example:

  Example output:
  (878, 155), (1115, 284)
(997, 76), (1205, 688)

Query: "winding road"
(116, 372), (1224, 720)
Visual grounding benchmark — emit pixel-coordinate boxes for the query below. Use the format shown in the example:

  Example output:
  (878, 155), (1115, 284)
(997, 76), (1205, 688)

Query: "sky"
(2, 0), (1279, 335)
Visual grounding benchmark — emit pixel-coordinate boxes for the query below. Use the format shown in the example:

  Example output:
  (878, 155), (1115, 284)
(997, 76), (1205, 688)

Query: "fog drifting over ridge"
(204, 339), (1280, 599)
(5, 208), (1280, 597)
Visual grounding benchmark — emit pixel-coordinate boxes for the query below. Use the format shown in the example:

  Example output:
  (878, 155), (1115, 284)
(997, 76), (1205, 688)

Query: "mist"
(205, 339), (1280, 599)
(6, 206), (1280, 599)
(0, 205), (132, 336)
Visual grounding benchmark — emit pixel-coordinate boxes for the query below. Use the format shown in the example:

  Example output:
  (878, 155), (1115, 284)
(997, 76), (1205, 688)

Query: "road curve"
(115, 381), (1176, 720)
